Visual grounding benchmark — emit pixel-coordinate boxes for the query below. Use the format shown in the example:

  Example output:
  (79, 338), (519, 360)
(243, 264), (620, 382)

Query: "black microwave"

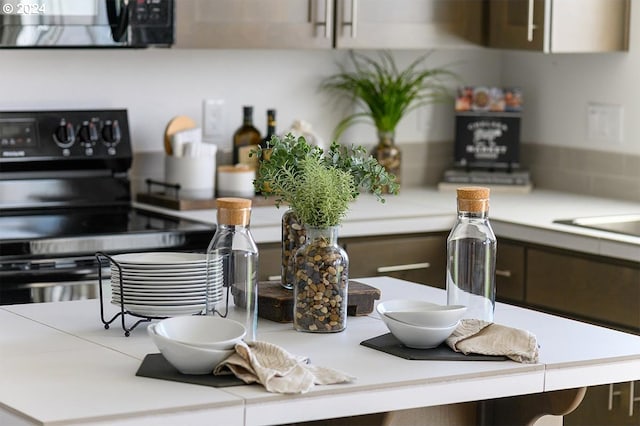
(0, 0), (173, 48)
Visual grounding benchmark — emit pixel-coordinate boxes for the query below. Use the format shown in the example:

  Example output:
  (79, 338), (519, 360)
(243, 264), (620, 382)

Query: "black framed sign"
(454, 86), (523, 170)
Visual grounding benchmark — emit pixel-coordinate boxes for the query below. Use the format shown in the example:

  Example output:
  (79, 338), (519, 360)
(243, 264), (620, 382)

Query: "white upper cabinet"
(175, 0), (333, 49)
(488, 0), (630, 53)
(174, 0), (483, 49)
(333, 0), (483, 49)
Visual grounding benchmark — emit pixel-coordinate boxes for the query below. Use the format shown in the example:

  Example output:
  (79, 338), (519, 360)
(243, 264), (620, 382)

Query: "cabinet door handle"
(526, 0), (537, 42)
(630, 381), (639, 417)
(267, 275), (281, 282)
(314, 0), (332, 39)
(377, 262), (430, 273)
(350, 0), (358, 38)
(495, 269), (512, 278)
(341, 0), (358, 38)
(608, 383), (622, 410)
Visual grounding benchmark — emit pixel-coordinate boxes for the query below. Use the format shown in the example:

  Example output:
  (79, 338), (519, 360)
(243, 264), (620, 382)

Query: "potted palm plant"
(320, 50), (456, 185)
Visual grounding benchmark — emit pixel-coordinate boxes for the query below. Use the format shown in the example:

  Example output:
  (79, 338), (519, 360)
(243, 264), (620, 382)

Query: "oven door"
(0, 0), (173, 47)
(0, 256), (110, 304)
(0, 207), (215, 304)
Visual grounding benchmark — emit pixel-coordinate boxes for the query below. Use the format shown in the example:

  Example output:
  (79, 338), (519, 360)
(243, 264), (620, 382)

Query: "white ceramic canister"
(164, 154), (216, 199)
(217, 164), (256, 198)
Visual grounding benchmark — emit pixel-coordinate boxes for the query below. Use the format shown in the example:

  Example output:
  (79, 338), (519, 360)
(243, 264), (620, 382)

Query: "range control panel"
(0, 109), (132, 172)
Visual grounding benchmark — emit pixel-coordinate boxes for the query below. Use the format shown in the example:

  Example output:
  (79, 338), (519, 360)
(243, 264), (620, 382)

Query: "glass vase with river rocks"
(281, 209), (305, 290)
(293, 225), (349, 333)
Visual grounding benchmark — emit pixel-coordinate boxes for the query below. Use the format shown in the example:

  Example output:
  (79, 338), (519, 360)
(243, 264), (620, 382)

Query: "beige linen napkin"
(446, 319), (539, 363)
(213, 341), (355, 394)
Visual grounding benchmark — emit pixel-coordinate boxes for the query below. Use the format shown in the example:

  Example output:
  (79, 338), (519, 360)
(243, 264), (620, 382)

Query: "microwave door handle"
(106, 0), (130, 42)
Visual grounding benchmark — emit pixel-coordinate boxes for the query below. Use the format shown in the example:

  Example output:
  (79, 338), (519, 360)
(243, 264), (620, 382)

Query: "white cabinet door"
(175, 0), (333, 49)
(488, 0), (629, 53)
(334, 0), (483, 49)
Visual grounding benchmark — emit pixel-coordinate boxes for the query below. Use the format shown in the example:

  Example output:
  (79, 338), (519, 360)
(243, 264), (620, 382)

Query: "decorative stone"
(293, 225), (349, 333)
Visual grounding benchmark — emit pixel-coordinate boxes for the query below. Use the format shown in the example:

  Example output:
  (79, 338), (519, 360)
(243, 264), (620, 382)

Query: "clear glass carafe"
(446, 187), (496, 322)
(293, 225), (349, 333)
(206, 198), (258, 341)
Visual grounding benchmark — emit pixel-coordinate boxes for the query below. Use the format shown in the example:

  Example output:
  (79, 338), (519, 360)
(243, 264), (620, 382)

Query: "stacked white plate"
(109, 252), (224, 317)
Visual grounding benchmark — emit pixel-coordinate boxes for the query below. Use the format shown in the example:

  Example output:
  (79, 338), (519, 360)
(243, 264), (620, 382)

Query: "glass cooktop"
(0, 206), (216, 257)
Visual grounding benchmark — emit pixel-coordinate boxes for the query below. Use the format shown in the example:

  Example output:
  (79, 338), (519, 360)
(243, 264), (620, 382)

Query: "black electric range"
(0, 109), (215, 304)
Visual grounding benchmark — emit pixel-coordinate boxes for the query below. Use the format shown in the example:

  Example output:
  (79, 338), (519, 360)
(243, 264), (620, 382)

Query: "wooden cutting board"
(163, 115), (197, 155)
(233, 280), (381, 323)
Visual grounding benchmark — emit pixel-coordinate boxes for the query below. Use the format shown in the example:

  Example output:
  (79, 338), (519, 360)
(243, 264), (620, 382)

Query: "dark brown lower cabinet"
(513, 242), (639, 426)
(565, 381), (640, 426)
(344, 233), (448, 289)
(495, 240), (525, 303)
(257, 242), (281, 282)
(525, 248), (640, 333)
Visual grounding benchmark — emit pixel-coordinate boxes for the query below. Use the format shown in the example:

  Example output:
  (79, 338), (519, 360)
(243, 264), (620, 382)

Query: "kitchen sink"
(554, 214), (640, 237)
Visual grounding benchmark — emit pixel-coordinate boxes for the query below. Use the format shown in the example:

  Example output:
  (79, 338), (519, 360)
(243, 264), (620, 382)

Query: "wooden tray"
(136, 192), (279, 211)
(234, 280), (381, 323)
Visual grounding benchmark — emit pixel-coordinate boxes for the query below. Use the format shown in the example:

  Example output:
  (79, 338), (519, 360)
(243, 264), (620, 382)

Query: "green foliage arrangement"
(320, 50), (457, 139)
(252, 133), (399, 227)
(286, 158), (355, 228)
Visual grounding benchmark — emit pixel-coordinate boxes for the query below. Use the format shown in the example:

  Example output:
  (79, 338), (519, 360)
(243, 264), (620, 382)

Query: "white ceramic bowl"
(377, 302), (459, 349)
(148, 323), (234, 374)
(154, 316), (246, 350)
(379, 314), (458, 349)
(377, 299), (467, 328)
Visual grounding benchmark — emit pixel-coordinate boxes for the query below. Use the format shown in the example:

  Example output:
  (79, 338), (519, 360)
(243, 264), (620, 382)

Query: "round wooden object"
(163, 115), (197, 155)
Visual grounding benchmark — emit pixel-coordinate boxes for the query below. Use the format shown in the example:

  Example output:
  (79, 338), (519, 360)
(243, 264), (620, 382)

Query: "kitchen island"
(1, 277), (640, 426)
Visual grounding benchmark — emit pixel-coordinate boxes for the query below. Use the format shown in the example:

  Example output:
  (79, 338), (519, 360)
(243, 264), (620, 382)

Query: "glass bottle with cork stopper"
(206, 197), (258, 341)
(446, 186), (497, 322)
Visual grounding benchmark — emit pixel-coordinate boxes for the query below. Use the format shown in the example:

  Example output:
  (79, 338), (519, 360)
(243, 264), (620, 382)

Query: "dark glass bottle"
(256, 109), (276, 195)
(232, 106), (261, 167)
(261, 109), (277, 149)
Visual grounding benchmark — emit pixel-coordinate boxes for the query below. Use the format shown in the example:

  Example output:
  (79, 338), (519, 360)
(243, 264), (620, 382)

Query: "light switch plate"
(587, 103), (623, 144)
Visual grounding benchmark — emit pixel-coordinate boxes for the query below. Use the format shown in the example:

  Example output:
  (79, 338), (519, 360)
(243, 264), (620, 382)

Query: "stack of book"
(438, 169), (532, 193)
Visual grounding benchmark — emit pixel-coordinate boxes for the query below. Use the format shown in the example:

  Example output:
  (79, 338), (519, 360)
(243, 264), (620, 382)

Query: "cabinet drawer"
(565, 381), (640, 426)
(257, 242), (281, 282)
(526, 249), (640, 331)
(495, 241), (525, 302)
(345, 234), (447, 288)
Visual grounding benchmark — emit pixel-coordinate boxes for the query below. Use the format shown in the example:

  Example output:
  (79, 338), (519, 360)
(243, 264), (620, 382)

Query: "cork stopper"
(216, 197), (252, 225)
(456, 186), (490, 213)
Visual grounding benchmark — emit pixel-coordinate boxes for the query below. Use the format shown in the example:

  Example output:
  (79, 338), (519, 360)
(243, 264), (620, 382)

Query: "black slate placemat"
(136, 353), (245, 387)
(361, 333), (508, 361)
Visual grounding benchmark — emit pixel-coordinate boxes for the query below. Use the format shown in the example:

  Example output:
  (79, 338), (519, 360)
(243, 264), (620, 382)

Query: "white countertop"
(135, 187), (640, 262)
(2, 277), (640, 426)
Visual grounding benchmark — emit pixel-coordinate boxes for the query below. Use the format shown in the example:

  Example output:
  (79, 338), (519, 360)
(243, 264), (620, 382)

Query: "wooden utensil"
(163, 115), (197, 156)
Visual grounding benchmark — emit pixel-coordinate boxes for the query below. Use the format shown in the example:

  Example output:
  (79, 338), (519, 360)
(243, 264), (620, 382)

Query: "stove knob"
(53, 121), (75, 147)
(102, 120), (121, 145)
(77, 121), (98, 145)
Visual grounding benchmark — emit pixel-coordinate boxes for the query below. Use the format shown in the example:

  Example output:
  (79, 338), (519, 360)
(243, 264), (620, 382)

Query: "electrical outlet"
(587, 103), (623, 144)
(203, 99), (225, 139)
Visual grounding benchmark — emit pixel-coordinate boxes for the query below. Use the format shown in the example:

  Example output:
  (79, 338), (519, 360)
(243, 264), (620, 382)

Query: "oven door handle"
(16, 278), (109, 303)
(106, 0), (131, 42)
